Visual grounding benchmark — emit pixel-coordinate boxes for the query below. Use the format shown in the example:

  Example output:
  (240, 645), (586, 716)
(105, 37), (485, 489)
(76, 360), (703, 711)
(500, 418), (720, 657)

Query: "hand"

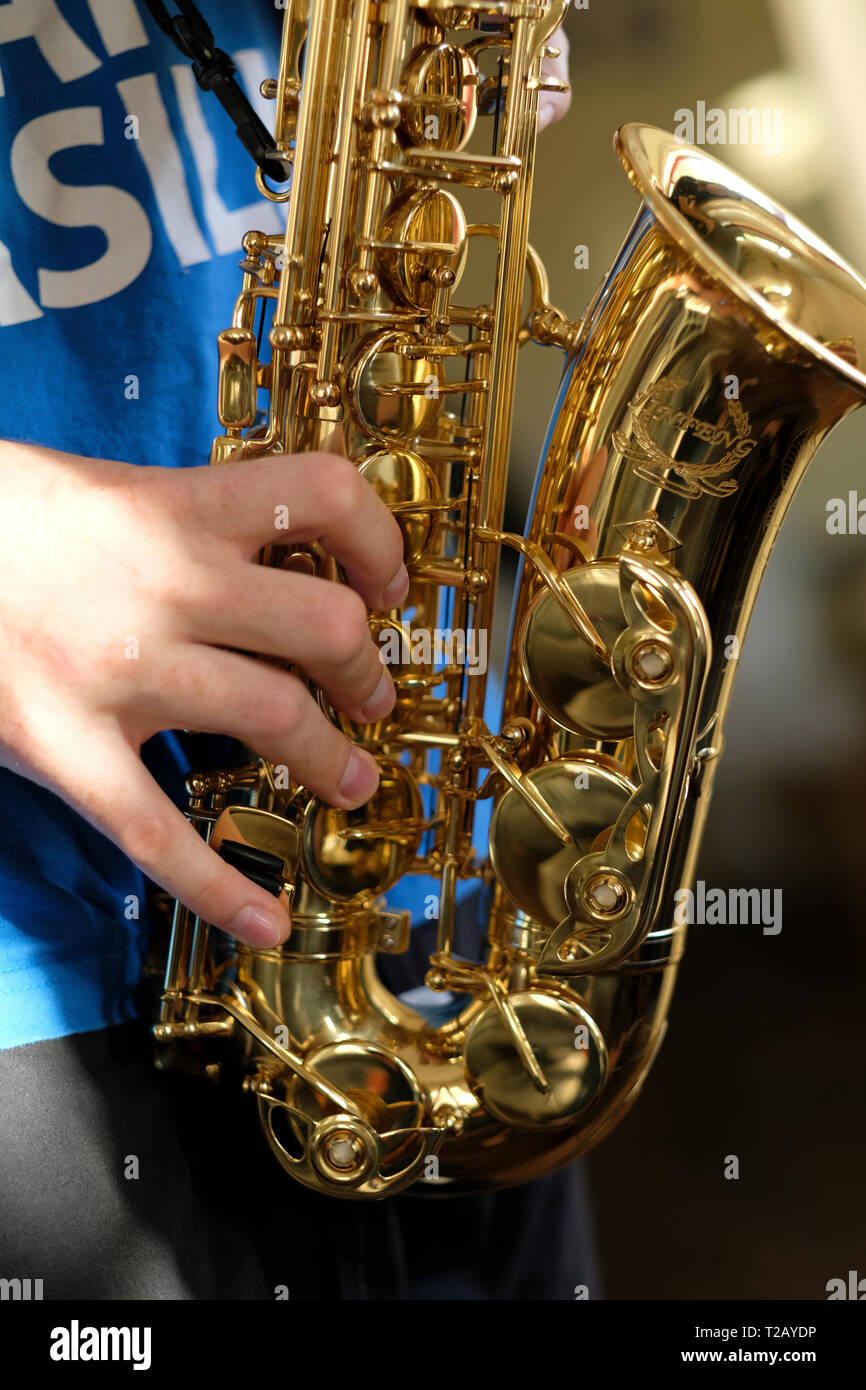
(0, 442), (407, 948)
(485, 9), (572, 133)
(538, 22), (572, 132)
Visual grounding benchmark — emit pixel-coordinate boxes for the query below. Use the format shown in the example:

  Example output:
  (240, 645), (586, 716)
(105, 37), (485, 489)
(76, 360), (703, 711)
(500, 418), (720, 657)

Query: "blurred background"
(503, 0), (866, 1299)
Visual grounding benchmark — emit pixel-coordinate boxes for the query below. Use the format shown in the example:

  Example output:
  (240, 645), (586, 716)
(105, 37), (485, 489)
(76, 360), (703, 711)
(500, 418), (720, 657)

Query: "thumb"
(538, 23), (571, 131)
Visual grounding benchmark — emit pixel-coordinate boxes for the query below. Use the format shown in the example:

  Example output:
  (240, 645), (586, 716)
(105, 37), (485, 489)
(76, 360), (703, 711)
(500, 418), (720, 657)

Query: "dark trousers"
(0, 1020), (601, 1300)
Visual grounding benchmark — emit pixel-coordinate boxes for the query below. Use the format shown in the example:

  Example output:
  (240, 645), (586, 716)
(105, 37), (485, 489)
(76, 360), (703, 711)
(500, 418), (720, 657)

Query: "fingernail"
(539, 103), (556, 131)
(361, 669), (395, 722)
(338, 749), (380, 804)
(230, 904), (287, 947)
(381, 564), (409, 609)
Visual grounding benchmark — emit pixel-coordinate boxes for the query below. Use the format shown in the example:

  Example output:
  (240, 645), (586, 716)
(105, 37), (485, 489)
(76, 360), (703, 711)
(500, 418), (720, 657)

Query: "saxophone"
(154, 0), (866, 1198)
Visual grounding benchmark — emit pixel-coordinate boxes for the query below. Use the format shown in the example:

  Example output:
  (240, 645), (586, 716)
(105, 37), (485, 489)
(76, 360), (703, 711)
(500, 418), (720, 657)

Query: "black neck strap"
(142, 0), (291, 184)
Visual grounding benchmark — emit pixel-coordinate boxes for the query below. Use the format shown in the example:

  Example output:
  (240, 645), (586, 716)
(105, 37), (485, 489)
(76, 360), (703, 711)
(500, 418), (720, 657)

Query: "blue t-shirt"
(0, 0), (286, 1048)
(0, 0), (493, 1049)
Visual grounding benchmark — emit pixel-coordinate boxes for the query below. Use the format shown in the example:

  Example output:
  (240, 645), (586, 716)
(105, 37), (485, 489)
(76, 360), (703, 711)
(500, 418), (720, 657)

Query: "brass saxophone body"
(155, 2), (866, 1198)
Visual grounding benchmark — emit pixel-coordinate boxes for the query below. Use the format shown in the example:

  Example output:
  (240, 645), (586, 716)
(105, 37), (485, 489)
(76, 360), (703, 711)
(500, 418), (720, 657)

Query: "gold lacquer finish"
(377, 188), (468, 308)
(357, 446), (440, 561)
(154, 4), (866, 1199)
(217, 328), (257, 429)
(346, 330), (445, 442)
(302, 759), (424, 900)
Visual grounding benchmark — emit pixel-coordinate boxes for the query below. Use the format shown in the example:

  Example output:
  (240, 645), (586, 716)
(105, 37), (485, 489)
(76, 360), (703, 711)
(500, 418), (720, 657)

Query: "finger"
(190, 453), (409, 612)
(190, 566), (395, 724)
(153, 644), (381, 807)
(67, 731), (295, 947)
(538, 24), (571, 131)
